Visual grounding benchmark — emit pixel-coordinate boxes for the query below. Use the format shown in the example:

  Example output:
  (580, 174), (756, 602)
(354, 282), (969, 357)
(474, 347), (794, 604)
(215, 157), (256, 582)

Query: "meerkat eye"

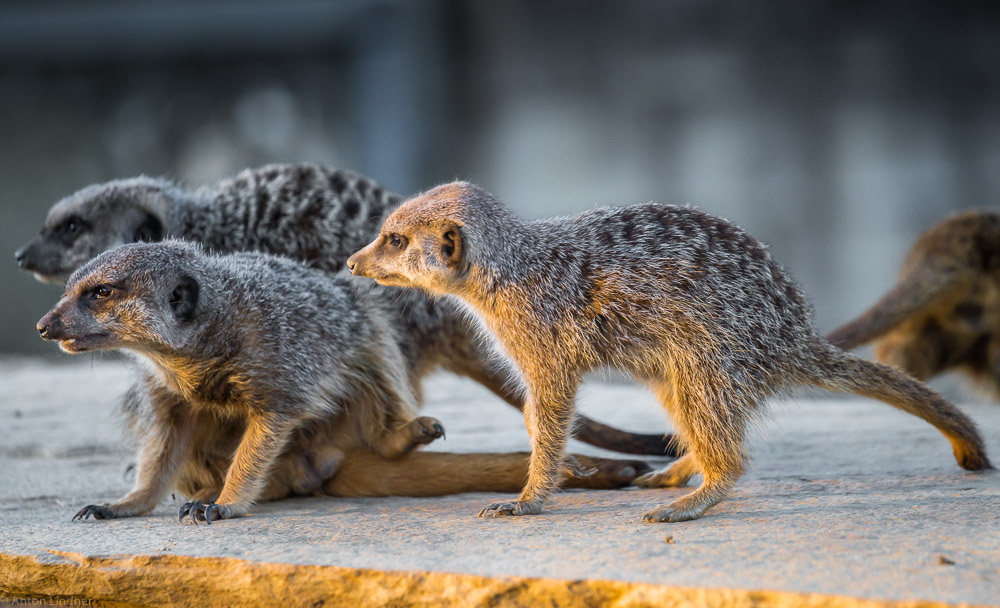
(63, 216), (82, 233)
(56, 216), (87, 243)
(388, 233), (406, 249)
(92, 285), (114, 299)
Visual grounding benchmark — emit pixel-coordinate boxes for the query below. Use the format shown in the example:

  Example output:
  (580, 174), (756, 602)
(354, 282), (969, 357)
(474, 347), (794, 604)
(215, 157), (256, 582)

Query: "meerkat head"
(347, 181), (484, 293)
(15, 177), (178, 284)
(37, 240), (203, 355)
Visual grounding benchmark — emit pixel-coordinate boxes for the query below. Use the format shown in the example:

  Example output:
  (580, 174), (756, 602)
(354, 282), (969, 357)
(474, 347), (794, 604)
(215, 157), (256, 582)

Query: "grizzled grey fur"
(347, 181), (992, 523)
(17, 163), (673, 455)
(38, 241), (449, 522)
(39, 241), (648, 523)
(16, 164), (397, 282)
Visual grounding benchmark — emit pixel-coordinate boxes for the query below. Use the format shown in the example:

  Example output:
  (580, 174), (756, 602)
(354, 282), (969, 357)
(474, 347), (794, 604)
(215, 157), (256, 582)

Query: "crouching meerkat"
(347, 182), (992, 523)
(38, 241), (649, 523)
(828, 210), (1000, 397)
(16, 163), (673, 456)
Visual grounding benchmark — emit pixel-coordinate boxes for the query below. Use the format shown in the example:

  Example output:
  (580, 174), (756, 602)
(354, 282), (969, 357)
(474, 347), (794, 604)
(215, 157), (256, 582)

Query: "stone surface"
(0, 357), (998, 606)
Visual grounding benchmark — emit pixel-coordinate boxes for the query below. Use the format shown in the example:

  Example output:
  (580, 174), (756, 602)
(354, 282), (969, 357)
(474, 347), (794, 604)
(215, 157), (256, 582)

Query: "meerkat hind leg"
(642, 379), (747, 523)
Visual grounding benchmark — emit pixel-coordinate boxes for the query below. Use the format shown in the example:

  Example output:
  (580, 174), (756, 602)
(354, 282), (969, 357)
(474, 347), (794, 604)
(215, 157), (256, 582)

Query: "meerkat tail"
(573, 416), (680, 456)
(826, 269), (963, 349)
(808, 346), (991, 471)
(321, 449), (651, 497)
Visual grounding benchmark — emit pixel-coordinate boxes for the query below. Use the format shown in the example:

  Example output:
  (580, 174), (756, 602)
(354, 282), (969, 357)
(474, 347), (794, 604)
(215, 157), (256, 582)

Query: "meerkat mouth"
(370, 272), (409, 287)
(33, 271), (68, 285)
(59, 333), (110, 353)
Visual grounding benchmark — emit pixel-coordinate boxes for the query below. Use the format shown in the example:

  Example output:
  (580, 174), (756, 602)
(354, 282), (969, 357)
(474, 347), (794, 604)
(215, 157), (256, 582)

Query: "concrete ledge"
(2, 358), (999, 606)
(0, 551), (984, 608)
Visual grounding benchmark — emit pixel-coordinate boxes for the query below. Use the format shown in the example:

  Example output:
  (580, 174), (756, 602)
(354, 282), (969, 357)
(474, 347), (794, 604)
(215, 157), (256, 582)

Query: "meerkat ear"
(169, 274), (200, 322)
(132, 212), (164, 243)
(439, 223), (464, 269)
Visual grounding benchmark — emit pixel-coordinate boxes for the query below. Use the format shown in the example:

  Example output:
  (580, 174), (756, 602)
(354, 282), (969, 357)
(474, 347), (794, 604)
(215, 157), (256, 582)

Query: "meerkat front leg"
(479, 378), (578, 518)
(74, 394), (195, 521)
(179, 412), (294, 524)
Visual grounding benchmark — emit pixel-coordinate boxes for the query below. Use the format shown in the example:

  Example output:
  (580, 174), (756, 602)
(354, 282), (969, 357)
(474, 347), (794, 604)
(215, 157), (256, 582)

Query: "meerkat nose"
(37, 312), (63, 339)
(14, 248), (26, 267)
(346, 257), (357, 274)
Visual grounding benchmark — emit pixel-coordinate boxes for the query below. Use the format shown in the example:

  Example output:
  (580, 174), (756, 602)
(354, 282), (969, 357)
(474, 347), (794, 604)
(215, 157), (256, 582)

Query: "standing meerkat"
(16, 164), (673, 456)
(38, 241), (648, 523)
(828, 210), (1000, 396)
(347, 182), (992, 523)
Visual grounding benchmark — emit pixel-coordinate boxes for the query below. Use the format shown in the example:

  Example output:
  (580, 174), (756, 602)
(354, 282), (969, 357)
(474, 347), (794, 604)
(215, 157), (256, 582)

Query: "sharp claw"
(432, 422), (446, 439)
(73, 505), (112, 522)
(479, 502), (516, 517)
(179, 501), (224, 525)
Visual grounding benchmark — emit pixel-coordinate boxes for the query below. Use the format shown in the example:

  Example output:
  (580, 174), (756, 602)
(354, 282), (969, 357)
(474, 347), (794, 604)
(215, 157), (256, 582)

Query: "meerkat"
(828, 210), (1000, 396)
(16, 164), (673, 456)
(38, 241), (649, 523)
(346, 182), (992, 523)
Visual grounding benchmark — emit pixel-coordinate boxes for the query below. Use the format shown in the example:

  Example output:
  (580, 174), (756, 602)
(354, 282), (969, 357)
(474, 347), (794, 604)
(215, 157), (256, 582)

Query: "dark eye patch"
(55, 215), (89, 245)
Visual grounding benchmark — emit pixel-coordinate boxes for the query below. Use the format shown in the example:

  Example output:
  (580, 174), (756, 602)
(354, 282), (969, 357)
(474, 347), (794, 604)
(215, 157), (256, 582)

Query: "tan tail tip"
(957, 449), (993, 471)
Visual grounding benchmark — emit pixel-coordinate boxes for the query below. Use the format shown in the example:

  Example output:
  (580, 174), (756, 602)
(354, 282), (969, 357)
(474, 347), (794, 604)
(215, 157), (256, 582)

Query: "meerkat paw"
(643, 502), (708, 523)
(561, 456), (653, 489)
(634, 454), (696, 488)
(178, 500), (233, 524)
(562, 454), (598, 479)
(478, 500), (543, 518)
(376, 417), (447, 458)
(411, 416), (446, 443)
(634, 469), (692, 488)
(72, 504), (115, 521)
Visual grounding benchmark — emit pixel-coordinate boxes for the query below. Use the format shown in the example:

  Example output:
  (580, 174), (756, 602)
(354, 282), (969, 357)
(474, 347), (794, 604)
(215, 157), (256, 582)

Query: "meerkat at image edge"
(15, 163), (673, 457)
(347, 182), (992, 523)
(828, 210), (1000, 396)
(37, 241), (650, 523)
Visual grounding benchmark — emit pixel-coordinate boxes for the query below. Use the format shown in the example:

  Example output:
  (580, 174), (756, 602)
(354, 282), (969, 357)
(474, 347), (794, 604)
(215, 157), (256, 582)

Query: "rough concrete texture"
(0, 356), (998, 607)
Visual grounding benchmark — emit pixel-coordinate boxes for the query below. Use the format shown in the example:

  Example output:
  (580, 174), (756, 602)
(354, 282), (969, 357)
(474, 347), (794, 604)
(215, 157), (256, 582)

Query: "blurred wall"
(2, 0), (999, 356)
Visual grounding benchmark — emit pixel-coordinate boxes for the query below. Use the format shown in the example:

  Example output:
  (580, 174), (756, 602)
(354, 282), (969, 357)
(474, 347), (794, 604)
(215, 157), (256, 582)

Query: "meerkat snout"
(36, 319), (54, 339)
(345, 245), (380, 280)
(37, 304), (71, 340)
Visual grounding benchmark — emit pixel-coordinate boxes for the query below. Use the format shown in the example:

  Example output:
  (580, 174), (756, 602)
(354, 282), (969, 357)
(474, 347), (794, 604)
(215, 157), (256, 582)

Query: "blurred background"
(2, 0), (999, 358)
